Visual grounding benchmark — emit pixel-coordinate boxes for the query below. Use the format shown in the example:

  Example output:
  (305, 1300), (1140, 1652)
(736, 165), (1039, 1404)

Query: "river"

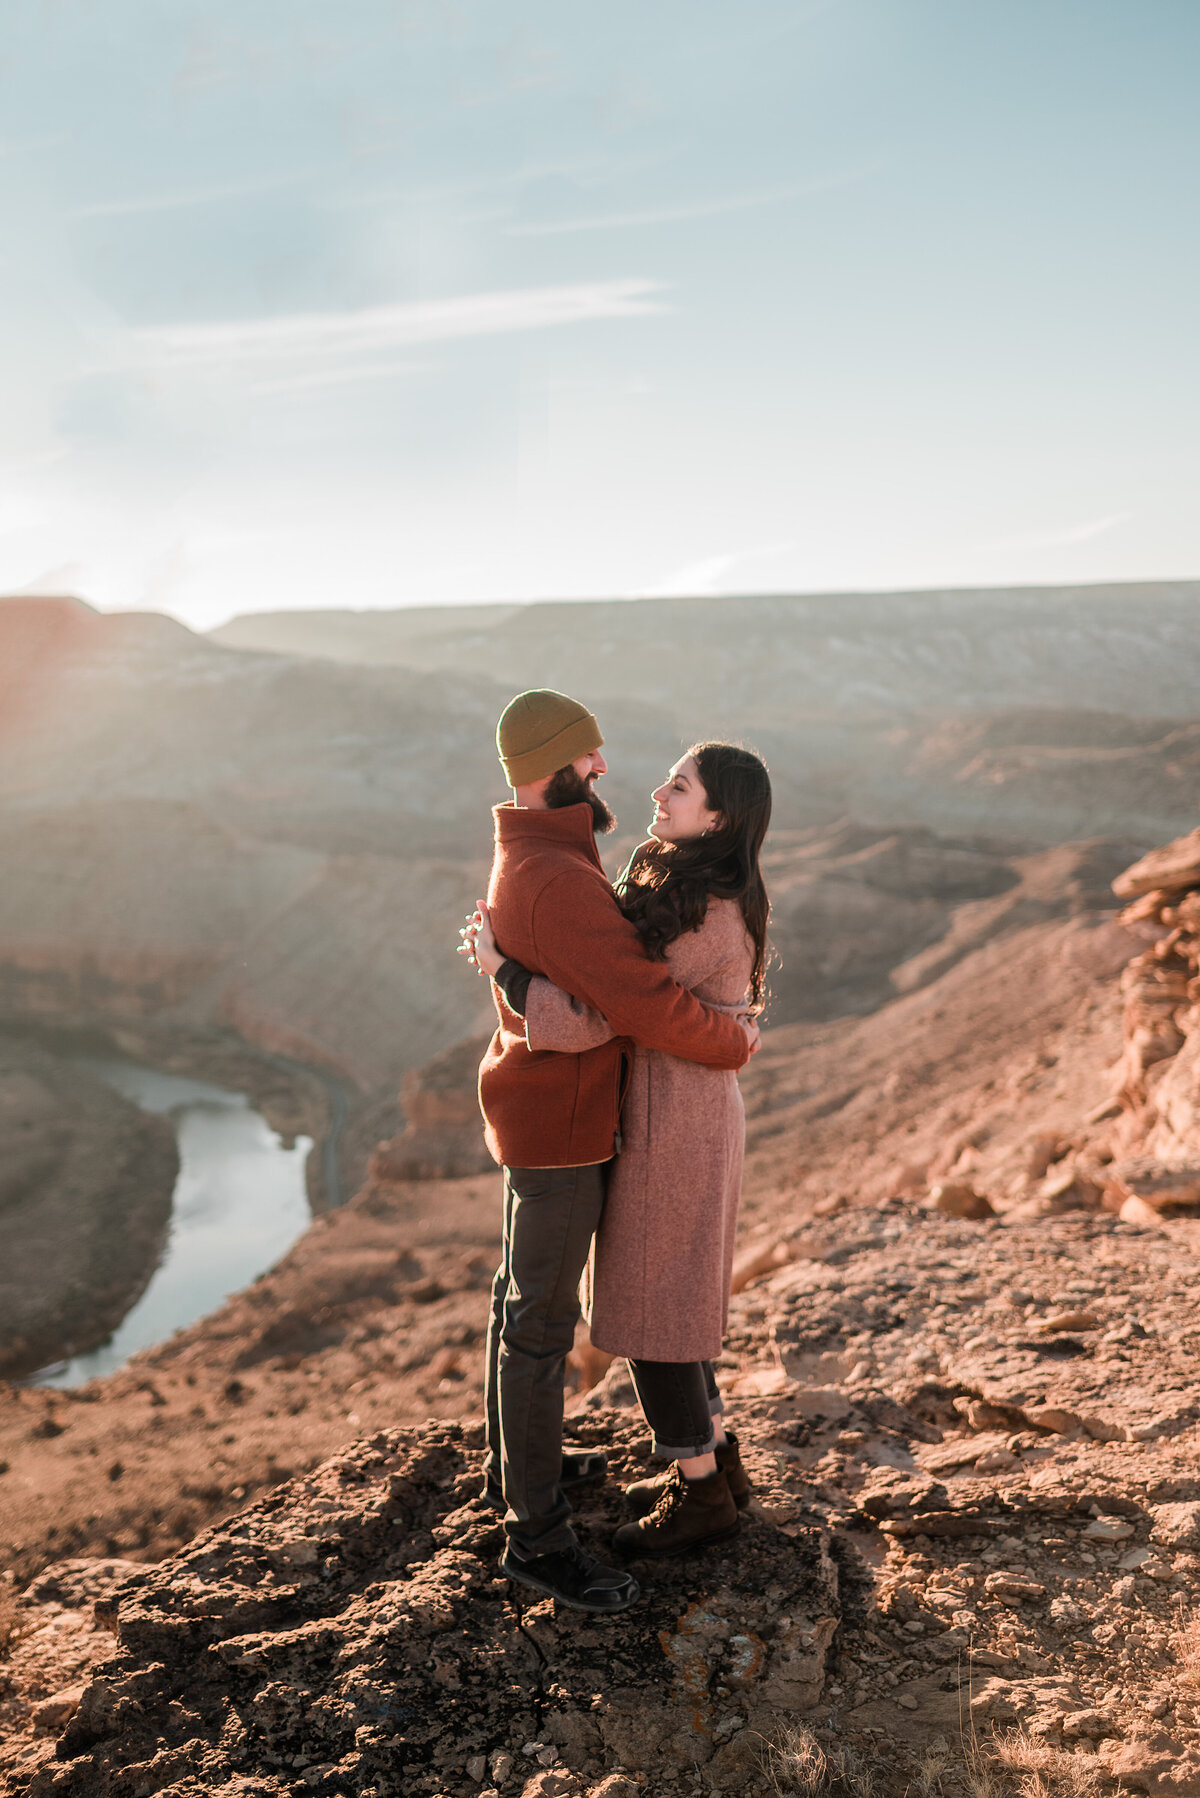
(37, 1055), (313, 1387)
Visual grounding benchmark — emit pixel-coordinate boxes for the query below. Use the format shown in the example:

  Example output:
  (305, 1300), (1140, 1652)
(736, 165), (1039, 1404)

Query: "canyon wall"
(215, 582), (1200, 848)
(7, 589), (1199, 1122)
(0, 1035), (178, 1377)
(2, 585), (1198, 1400)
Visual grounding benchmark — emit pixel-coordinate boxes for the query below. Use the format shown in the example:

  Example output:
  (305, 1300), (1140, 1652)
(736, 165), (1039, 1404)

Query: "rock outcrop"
(9, 1200), (1200, 1793)
(2, 1417), (837, 1797)
(369, 1036), (495, 1183)
(1097, 824), (1200, 1220)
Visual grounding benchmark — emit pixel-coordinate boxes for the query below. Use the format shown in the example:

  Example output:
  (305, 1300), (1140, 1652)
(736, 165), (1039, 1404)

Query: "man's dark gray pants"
(483, 1162), (607, 1558)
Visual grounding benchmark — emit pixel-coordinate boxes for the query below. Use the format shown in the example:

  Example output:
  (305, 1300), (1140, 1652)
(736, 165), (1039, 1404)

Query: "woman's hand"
(457, 899), (505, 979)
(457, 905), (485, 976)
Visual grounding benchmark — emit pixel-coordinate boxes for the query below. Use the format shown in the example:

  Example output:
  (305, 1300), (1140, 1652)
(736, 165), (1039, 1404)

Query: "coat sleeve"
(527, 870), (749, 1069)
(524, 976), (616, 1053)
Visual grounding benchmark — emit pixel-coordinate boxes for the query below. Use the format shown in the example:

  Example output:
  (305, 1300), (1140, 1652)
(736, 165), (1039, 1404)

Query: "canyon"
(2, 584), (1200, 1795)
(0, 1036), (178, 1379)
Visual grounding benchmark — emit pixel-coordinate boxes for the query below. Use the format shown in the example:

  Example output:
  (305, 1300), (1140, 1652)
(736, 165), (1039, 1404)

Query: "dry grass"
(910, 1742), (960, 1798)
(0, 1580), (22, 1660)
(763, 1722), (1105, 1798)
(763, 1724), (877, 1798)
(989, 1728), (1105, 1798)
(1173, 1603), (1200, 1686)
(0, 1577), (25, 1705)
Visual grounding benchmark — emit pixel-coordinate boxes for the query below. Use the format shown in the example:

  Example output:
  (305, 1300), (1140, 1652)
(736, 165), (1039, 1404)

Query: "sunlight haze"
(1, 0), (1197, 626)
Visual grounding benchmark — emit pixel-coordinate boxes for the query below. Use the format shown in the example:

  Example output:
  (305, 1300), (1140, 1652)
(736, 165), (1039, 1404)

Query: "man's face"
(573, 748), (607, 785)
(544, 748), (615, 833)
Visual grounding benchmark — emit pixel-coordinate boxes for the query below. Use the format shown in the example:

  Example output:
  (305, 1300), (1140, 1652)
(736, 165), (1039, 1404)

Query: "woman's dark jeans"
(627, 1357), (724, 1458)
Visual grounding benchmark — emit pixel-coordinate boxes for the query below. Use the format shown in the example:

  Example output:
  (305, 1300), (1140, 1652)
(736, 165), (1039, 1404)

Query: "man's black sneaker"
(561, 1448), (608, 1492)
(499, 1542), (640, 1613)
(479, 1449), (608, 1513)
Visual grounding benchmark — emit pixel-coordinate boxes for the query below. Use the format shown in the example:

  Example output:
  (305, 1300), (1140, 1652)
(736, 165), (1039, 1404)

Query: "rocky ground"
(0, 1170), (503, 1586)
(5, 1201), (1200, 1796)
(0, 1413), (837, 1798)
(3, 796), (1200, 1794)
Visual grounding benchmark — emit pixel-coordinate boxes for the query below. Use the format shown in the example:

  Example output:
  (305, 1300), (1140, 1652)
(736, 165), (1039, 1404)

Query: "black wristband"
(495, 958), (534, 1017)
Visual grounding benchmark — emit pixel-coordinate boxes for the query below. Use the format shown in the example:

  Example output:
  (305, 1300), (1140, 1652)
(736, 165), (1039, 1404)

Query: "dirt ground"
(4, 880), (1200, 1793)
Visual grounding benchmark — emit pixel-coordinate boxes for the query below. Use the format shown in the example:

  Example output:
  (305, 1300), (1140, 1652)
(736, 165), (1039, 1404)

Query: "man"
(470, 688), (756, 1613)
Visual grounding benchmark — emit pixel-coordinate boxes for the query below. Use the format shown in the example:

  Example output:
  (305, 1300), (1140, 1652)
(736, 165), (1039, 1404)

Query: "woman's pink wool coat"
(524, 895), (753, 1362)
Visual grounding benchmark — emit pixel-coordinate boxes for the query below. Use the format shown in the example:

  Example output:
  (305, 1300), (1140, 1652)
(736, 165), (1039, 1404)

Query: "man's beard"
(544, 764), (616, 834)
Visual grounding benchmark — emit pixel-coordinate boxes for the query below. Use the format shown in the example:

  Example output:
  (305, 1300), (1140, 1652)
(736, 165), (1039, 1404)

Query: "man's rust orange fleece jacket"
(477, 800), (750, 1169)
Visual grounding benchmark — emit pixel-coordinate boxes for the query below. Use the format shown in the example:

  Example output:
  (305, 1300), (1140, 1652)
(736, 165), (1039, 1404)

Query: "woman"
(466, 741), (771, 1557)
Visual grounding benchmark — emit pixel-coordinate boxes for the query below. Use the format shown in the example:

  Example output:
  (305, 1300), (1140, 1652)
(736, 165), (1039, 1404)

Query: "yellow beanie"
(496, 689), (603, 787)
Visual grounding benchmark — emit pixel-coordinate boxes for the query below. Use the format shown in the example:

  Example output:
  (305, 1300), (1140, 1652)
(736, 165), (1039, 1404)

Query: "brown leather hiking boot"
(613, 1464), (740, 1558)
(624, 1431), (751, 1518)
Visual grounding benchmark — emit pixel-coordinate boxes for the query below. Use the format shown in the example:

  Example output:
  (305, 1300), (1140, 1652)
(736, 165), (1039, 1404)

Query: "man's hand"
(741, 1015), (761, 1056)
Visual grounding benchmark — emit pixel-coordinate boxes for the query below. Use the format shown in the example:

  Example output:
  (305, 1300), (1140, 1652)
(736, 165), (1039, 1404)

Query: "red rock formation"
(368, 1035), (494, 1184)
(1070, 820), (1200, 1227)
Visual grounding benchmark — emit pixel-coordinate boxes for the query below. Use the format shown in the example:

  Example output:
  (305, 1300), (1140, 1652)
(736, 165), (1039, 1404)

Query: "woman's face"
(648, 755), (720, 845)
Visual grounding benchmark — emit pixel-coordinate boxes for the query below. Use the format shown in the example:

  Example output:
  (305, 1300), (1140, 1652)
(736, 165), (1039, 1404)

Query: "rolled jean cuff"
(650, 1425), (717, 1459)
(629, 1357), (721, 1460)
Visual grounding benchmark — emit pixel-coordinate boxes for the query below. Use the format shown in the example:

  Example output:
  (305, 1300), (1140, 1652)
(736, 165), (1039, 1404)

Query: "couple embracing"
(459, 689), (771, 1614)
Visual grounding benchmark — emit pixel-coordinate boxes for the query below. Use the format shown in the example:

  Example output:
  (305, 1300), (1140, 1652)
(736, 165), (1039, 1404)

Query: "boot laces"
(645, 1463), (687, 1523)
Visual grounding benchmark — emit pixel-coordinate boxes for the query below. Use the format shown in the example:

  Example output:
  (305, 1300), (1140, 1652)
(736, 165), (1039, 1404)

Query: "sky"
(1, 0), (1197, 629)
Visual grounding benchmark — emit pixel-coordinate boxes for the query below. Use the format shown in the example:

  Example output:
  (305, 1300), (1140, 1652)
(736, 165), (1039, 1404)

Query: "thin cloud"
(0, 132), (66, 157)
(638, 541), (795, 598)
(641, 553), (742, 597)
(70, 172), (308, 219)
(124, 280), (670, 369)
(247, 357), (430, 397)
(327, 149), (674, 213)
(6, 562), (89, 597)
(0, 448), (68, 477)
(506, 167), (877, 237)
(991, 511), (1134, 552)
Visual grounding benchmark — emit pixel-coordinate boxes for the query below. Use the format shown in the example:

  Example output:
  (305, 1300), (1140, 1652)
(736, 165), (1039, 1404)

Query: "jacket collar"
(493, 800), (604, 871)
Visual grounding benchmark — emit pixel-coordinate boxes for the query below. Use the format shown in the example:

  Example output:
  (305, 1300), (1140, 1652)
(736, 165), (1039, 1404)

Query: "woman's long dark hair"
(615, 741), (772, 1009)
